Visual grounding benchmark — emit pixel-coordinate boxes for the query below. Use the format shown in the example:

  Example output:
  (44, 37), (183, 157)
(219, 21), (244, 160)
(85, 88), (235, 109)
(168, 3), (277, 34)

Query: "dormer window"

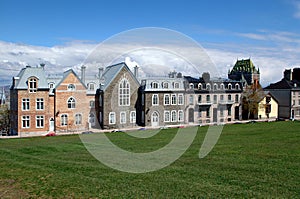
(163, 82), (169, 89)
(220, 83), (225, 90)
(174, 82), (180, 89)
(213, 84), (218, 90)
(88, 83), (96, 91)
(28, 77), (37, 93)
(228, 83), (232, 90)
(152, 82), (159, 89)
(235, 83), (240, 90)
(198, 83), (202, 90)
(68, 84), (75, 91)
(189, 83), (194, 89)
(206, 83), (211, 90)
(49, 82), (55, 89)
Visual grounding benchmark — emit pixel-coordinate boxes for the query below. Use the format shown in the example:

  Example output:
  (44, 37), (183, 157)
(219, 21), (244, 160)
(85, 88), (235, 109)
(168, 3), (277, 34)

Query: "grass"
(0, 121), (299, 198)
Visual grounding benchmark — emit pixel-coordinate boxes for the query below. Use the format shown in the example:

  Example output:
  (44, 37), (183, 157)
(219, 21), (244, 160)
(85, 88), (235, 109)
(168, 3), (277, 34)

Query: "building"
(184, 72), (243, 124)
(139, 72), (186, 127)
(257, 92), (278, 119)
(228, 59), (260, 86)
(264, 68), (300, 120)
(96, 62), (140, 129)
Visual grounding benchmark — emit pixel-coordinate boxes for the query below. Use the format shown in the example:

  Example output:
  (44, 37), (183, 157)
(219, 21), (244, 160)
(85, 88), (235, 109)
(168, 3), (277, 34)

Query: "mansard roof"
(101, 62), (139, 91)
(229, 59), (259, 74)
(12, 66), (49, 89)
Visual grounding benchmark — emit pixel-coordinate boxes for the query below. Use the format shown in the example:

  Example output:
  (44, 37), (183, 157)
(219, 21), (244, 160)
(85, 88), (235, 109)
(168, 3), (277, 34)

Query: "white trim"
(164, 111), (170, 122)
(130, 111), (136, 124)
(178, 93), (184, 105)
(171, 94), (177, 105)
(21, 115), (30, 128)
(164, 94), (170, 105)
(60, 114), (68, 126)
(171, 110), (177, 122)
(178, 110), (184, 122)
(120, 111), (126, 124)
(36, 98), (44, 111)
(109, 112), (116, 125)
(35, 115), (44, 128)
(21, 98), (30, 111)
(152, 94), (159, 106)
(74, 113), (82, 125)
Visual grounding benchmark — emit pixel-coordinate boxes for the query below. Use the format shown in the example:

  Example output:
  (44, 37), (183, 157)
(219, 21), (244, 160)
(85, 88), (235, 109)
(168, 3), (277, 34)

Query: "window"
(152, 94), (159, 105)
(178, 110), (184, 122)
(36, 98), (44, 110)
(120, 112), (126, 124)
(61, 114), (68, 126)
(213, 84), (218, 90)
(119, 78), (130, 106)
(220, 95), (224, 102)
(235, 84), (240, 90)
(213, 95), (217, 104)
(88, 83), (95, 91)
(198, 95), (202, 103)
(130, 111), (136, 124)
(198, 83), (202, 90)
(228, 94), (232, 102)
(36, 115), (44, 128)
(75, 114), (82, 125)
(163, 82), (169, 89)
(178, 94), (184, 105)
(49, 83), (55, 89)
(89, 113), (95, 125)
(152, 82), (159, 89)
(68, 84), (75, 91)
(164, 94), (170, 105)
(89, 100), (95, 108)
(189, 95), (194, 104)
(22, 116), (30, 128)
(206, 95), (211, 103)
(22, 98), (30, 110)
(171, 94), (177, 105)
(164, 111), (170, 122)
(171, 110), (177, 122)
(67, 97), (76, 109)
(206, 83), (211, 90)
(235, 94), (239, 103)
(228, 83), (232, 90)
(174, 82), (180, 89)
(109, 112), (116, 124)
(298, 100), (300, 106)
(189, 83), (194, 89)
(220, 83), (225, 90)
(206, 107), (210, 117)
(228, 106), (231, 116)
(28, 77), (37, 93)
(220, 107), (224, 117)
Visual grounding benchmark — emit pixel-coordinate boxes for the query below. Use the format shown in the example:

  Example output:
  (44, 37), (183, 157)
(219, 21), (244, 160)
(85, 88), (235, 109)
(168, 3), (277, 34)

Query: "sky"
(1, 0), (300, 86)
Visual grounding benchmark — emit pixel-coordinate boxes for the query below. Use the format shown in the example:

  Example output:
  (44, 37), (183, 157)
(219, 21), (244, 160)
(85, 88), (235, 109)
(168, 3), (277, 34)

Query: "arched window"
(213, 84), (218, 90)
(206, 83), (211, 90)
(67, 97), (76, 109)
(235, 83), (240, 90)
(152, 82), (159, 89)
(49, 82), (55, 89)
(163, 82), (169, 89)
(130, 111), (136, 124)
(152, 94), (159, 105)
(68, 84), (75, 91)
(171, 110), (177, 122)
(228, 83), (232, 90)
(75, 113), (82, 125)
(61, 114), (68, 126)
(189, 83), (194, 89)
(88, 82), (96, 91)
(164, 111), (170, 122)
(174, 82), (180, 89)
(109, 112), (116, 124)
(198, 83), (202, 90)
(28, 77), (37, 93)
(119, 78), (130, 106)
(220, 83), (225, 90)
(89, 113), (95, 125)
(206, 95), (211, 103)
(178, 110), (184, 122)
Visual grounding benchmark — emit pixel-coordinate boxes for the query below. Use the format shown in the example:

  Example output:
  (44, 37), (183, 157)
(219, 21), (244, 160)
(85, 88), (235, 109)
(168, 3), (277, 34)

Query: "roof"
(264, 78), (300, 90)
(101, 62), (139, 91)
(55, 69), (87, 89)
(13, 66), (49, 89)
(229, 59), (259, 74)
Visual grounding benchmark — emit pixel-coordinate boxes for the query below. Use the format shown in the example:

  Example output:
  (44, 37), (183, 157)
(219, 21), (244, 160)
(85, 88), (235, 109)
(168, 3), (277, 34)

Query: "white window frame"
(75, 113), (82, 125)
(36, 98), (44, 110)
(67, 84), (76, 91)
(109, 112), (116, 125)
(171, 94), (177, 105)
(120, 112), (126, 124)
(164, 111), (170, 122)
(88, 82), (96, 91)
(22, 115), (30, 128)
(130, 111), (136, 124)
(36, 115), (44, 128)
(61, 114), (68, 126)
(28, 77), (37, 93)
(22, 98), (30, 111)
(89, 100), (95, 108)
(178, 94), (184, 105)
(178, 110), (184, 122)
(119, 78), (130, 106)
(152, 94), (159, 106)
(67, 97), (76, 109)
(164, 94), (170, 105)
(171, 110), (177, 122)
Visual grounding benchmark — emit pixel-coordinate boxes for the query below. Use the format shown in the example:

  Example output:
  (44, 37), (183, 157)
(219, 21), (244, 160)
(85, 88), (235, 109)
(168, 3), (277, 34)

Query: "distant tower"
(228, 58), (260, 85)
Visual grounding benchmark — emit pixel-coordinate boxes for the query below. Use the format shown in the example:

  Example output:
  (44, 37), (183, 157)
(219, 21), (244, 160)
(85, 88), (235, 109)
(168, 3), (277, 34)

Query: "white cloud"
(294, 1), (300, 19)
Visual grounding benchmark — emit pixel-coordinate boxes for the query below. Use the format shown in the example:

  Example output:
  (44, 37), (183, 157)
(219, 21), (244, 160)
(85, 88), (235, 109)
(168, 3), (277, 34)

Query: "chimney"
(134, 65), (139, 78)
(81, 65), (86, 84)
(98, 67), (104, 79)
(284, 69), (292, 81)
(292, 68), (300, 82)
(40, 63), (45, 69)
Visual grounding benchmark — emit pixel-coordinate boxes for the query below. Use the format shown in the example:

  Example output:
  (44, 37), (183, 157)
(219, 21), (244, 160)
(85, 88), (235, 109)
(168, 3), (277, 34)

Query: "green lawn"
(0, 121), (299, 198)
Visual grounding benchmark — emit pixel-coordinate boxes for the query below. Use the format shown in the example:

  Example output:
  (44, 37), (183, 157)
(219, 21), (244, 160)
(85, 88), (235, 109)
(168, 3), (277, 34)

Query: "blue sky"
(1, 0), (300, 86)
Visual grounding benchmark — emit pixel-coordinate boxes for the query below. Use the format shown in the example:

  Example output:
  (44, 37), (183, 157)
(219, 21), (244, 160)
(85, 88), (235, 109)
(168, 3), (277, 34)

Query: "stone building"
(185, 73), (243, 124)
(265, 68), (300, 120)
(139, 72), (186, 127)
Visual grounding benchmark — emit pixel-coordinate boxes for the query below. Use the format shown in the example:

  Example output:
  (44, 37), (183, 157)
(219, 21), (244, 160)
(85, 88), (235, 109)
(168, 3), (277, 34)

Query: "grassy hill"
(0, 121), (299, 198)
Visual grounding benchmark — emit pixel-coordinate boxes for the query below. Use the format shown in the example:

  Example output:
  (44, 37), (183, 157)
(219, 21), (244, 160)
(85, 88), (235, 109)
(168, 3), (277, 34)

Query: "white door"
(89, 113), (95, 128)
(151, 112), (159, 127)
(49, 118), (54, 131)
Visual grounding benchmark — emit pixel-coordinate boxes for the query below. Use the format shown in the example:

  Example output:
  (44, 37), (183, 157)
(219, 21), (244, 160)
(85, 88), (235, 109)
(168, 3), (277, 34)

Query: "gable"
(56, 69), (87, 91)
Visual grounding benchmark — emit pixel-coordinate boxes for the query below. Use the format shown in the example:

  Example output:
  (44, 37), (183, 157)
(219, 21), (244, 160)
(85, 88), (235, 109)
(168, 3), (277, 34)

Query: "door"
(49, 118), (54, 131)
(235, 106), (240, 120)
(89, 113), (95, 128)
(213, 108), (218, 123)
(188, 108), (194, 123)
(151, 111), (159, 127)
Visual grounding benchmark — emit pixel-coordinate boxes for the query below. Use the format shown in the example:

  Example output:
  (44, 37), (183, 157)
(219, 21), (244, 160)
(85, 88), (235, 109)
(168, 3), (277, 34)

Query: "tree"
(0, 105), (10, 135)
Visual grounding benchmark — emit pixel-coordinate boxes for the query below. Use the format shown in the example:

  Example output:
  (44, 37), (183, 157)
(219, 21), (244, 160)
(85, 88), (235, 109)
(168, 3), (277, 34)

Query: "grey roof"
(13, 66), (49, 89)
(101, 62), (139, 91)
(55, 69), (87, 89)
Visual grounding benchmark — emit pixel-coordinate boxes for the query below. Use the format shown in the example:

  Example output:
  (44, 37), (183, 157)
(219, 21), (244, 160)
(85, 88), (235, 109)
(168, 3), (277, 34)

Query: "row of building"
(9, 58), (297, 136)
